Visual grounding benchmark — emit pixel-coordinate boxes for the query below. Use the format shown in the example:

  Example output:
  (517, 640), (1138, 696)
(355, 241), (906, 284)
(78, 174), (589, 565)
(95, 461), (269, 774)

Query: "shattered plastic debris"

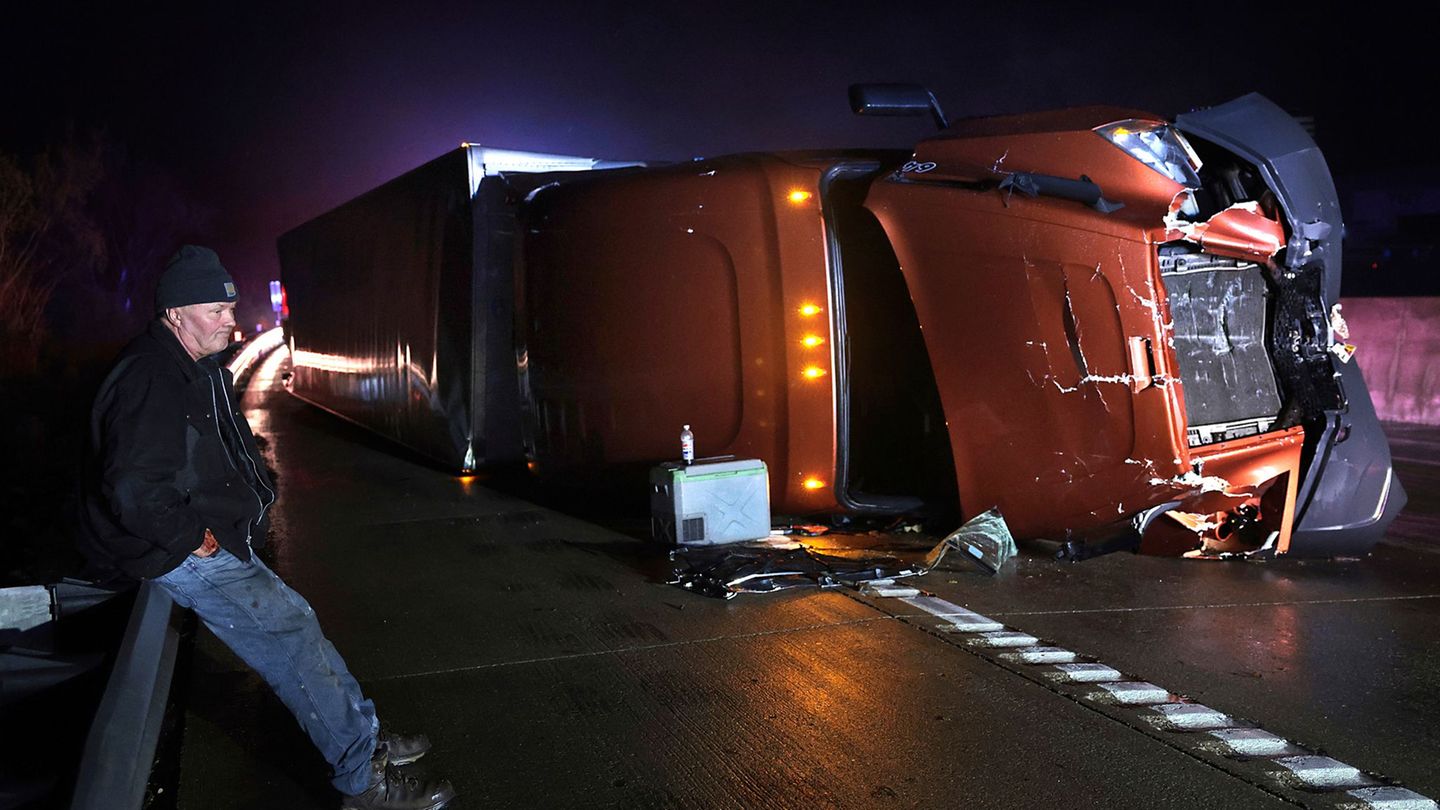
(1166, 510), (1221, 534)
(1170, 497), (1278, 558)
(668, 509), (1018, 599)
(1328, 303), (1350, 341)
(1327, 302), (1357, 362)
(1182, 529), (1279, 560)
(921, 508), (1017, 575)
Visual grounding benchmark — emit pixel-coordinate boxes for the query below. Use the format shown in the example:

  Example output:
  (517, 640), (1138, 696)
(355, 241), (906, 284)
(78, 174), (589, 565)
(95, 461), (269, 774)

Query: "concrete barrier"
(1339, 297), (1440, 425)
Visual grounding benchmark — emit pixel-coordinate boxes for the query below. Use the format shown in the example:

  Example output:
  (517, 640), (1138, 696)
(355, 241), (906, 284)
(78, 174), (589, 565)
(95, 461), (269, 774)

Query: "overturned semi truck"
(278, 88), (1405, 559)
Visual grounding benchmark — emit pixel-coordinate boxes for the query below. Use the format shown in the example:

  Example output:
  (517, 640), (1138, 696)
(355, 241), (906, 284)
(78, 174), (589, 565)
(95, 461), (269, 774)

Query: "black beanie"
(155, 245), (237, 311)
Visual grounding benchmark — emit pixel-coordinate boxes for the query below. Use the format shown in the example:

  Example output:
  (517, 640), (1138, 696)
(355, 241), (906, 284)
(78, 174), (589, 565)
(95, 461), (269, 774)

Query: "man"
(77, 246), (455, 810)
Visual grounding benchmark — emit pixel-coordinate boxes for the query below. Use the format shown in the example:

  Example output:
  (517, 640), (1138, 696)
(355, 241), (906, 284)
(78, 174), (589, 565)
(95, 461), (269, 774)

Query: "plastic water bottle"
(680, 424), (695, 465)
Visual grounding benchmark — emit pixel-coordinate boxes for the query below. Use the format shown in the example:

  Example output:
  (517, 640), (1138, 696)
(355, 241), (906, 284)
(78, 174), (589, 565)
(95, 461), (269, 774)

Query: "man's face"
(166, 301), (237, 360)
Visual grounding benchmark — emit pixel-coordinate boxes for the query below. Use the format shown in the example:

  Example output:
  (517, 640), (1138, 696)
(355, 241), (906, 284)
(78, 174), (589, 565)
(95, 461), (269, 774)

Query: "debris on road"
(668, 508), (1017, 599)
(920, 508), (1017, 575)
(667, 543), (918, 600)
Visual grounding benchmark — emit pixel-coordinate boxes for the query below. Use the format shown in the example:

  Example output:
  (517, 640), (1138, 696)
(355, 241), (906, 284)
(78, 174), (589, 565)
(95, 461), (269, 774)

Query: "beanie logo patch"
(224, 282), (237, 297)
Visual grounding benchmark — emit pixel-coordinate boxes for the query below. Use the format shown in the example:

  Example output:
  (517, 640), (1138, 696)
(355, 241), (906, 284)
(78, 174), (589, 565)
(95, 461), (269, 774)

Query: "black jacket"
(77, 321), (275, 581)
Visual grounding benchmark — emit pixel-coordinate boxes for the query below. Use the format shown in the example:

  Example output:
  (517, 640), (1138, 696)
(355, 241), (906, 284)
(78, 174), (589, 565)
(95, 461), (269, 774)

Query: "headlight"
(1095, 119), (1203, 187)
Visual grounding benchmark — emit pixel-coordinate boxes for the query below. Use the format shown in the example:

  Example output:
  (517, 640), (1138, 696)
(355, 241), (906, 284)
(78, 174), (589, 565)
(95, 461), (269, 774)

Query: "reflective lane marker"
(1094, 681), (1171, 705)
(869, 590), (1437, 805)
(860, 581), (921, 598)
(941, 614), (1006, 633)
(969, 630), (1041, 648)
(1272, 755), (1374, 789)
(1147, 702), (1238, 731)
(898, 595), (979, 617)
(1204, 729), (1300, 757)
(999, 646), (1078, 664)
(1047, 662), (1122, 683)
(897, 596), (1005, 632)
(1347, 786), (1440, 809)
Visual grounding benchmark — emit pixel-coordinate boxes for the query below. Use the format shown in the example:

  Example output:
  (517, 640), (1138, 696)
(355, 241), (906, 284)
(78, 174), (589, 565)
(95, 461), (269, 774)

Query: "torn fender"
(1163, 196), (1286, 263)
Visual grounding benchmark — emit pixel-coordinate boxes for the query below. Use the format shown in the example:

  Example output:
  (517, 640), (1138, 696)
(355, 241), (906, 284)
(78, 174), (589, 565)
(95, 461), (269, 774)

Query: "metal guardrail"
(69, 582), (178, 810)
(226, 326), (285, 379)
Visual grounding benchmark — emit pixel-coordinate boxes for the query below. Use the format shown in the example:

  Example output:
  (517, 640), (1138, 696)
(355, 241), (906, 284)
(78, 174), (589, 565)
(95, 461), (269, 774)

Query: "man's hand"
(193, 528), (220, 557)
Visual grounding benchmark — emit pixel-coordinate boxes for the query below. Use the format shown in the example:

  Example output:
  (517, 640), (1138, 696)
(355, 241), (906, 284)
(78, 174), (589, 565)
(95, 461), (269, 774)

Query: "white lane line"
(369, 614), (895, 681)
(1147, 703), (1238, 731)
(1346, 786), (1440, 809)
(1045, 662), (1122, 682)
(988, 593), (1440, 618)
(1272, 756), (1375, 789)
(999, 646), (1078, 664)
(1093, 681), (1171, 705)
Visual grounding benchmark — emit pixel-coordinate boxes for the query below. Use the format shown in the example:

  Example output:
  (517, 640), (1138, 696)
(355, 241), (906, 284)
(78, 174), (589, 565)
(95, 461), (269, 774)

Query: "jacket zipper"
(204, 371), (274, 550)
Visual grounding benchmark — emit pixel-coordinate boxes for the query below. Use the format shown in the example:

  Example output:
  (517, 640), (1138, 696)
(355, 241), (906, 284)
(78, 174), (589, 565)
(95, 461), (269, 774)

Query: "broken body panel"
(280, 95), (1402, 558)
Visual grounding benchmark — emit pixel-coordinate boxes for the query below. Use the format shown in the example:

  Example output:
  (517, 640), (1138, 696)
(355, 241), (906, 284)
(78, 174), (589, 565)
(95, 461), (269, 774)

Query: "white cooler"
(649, 459), (770, 545)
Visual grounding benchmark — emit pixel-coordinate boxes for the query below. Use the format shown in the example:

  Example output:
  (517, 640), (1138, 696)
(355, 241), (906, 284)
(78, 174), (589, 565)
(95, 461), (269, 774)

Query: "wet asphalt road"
(168, 349), (1440, 809)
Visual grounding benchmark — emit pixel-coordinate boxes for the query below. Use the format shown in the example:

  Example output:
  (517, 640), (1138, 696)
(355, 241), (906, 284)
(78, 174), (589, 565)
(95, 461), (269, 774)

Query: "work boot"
(378, 730), (432, 765)
(340, 754), (455, 810)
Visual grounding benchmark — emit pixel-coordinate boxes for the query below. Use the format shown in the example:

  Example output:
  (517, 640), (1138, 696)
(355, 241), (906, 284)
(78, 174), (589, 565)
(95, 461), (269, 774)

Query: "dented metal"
(1163, 198), (1287, 261)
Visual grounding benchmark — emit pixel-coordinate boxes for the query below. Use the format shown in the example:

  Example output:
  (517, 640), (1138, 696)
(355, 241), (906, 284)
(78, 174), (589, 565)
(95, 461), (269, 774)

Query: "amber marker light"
(798, 303), (822, 317)
(801, 334), (825, 348)
(803, 477), (826, 490)
(802, 365), (827, 380)
(787, 189), (812, 204)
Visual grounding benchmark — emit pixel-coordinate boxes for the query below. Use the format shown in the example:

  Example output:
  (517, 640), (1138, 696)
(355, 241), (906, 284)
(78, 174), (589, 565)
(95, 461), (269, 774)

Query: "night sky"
(3, 2), (1431, 328)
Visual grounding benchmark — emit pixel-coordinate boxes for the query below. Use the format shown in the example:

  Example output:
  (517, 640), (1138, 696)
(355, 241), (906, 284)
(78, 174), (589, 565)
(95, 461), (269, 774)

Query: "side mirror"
(848, 83), (949, 130)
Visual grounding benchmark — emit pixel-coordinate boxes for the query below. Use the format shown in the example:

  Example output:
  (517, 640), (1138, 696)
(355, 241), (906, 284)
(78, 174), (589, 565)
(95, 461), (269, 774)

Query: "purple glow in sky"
(2, 2), (1427, 325)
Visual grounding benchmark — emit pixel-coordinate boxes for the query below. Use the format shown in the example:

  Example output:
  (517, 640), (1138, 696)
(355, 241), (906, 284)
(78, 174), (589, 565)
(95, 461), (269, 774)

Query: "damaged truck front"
(280, 91), (1404, 559)
(857, 92), (1404, 558)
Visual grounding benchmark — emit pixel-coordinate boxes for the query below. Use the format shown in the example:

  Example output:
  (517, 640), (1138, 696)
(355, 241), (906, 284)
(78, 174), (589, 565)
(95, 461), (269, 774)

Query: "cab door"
(864, 179), (1187, 540)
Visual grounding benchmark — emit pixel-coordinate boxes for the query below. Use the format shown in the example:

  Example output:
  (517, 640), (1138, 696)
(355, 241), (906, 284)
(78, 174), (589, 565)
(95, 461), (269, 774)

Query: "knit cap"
(155, 245), (237, 310)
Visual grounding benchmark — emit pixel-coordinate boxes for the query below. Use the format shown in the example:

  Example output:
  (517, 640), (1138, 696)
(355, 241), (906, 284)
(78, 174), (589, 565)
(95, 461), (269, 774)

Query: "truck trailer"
(278, 89), (1405, 559)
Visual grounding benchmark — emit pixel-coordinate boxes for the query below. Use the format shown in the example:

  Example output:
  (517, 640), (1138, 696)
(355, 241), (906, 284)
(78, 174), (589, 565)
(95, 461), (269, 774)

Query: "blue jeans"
(155, 550), (379, 795)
